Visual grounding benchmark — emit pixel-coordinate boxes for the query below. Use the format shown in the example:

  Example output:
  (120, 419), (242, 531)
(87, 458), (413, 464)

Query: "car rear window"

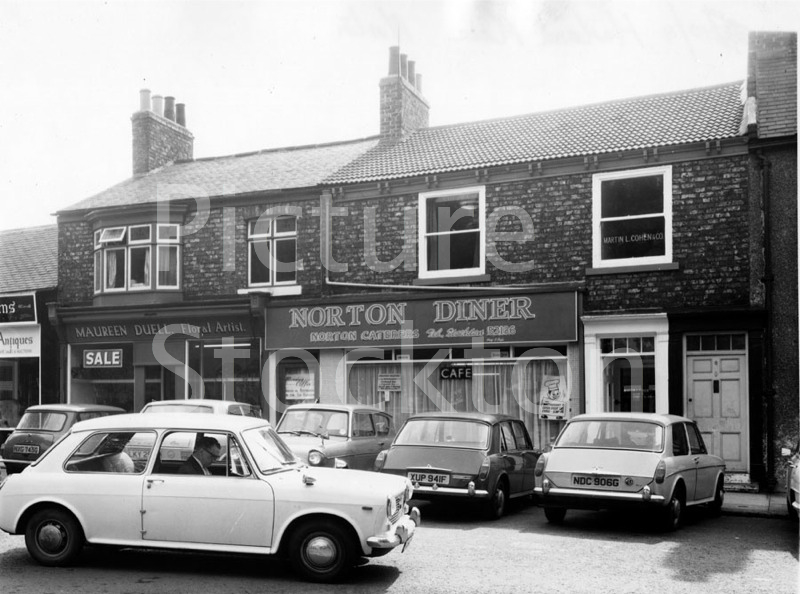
(395, 418), (490, 449)
(556, 420), (664, 452)
(17, 412), (68, 432)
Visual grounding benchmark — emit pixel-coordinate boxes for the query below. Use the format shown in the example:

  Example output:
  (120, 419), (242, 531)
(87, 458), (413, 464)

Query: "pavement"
(723, 490), (791, 518)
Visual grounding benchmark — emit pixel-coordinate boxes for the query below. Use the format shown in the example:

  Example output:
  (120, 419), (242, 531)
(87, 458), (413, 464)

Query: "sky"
(0, 0), (797, 232)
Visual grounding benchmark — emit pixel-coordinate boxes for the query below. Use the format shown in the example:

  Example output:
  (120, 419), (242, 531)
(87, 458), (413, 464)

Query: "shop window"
(248, 217), (297, 287)
(600, 335), (656, 413)
(70, 344), (134, 411)
(187, 339), (262, 408)
(276, 355), (317, 407)
(592, 166), (672, 268)
(419, 186), (486, 279)
(93, 223), (181, 293)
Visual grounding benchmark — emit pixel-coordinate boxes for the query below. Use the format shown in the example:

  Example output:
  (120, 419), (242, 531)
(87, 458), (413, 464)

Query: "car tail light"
(478, 456), (490, 480)
(654, 460), (666, 484)
(374, 450), (387, 471)
(534, 455), (546, 477)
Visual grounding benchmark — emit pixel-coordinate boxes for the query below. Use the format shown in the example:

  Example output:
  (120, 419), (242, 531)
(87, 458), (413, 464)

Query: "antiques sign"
(266, 291), (577, 350)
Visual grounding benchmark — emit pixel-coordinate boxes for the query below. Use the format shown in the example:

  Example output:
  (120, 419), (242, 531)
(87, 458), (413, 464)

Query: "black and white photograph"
(0, 1), (797, 592)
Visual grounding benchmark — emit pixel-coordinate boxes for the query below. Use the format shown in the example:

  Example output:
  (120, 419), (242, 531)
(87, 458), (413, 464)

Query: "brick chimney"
(379, 46), (429, 142)
(745, 32), (797, 138)
(132, 89), (194, 175)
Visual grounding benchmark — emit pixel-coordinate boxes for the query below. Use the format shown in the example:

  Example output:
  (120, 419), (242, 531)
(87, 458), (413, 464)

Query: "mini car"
(534, 413), (725, 530)
(276, 404), (394, 470)
(140, 398), (261, 417)
(0, 404), (125, 474)
(0, 413), (419, 583)
(374, 412), (540, 519)
(781, 444), (799, 520)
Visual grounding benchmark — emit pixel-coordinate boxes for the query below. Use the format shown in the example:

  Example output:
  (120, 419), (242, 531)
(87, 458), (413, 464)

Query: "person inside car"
(179, 436), (222, 475)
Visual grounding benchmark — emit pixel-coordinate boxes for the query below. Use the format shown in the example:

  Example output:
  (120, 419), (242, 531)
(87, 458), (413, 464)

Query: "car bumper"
(410, 482), (490, 498)
(367, 507), (420, 551)
(534, 485), (666, 507)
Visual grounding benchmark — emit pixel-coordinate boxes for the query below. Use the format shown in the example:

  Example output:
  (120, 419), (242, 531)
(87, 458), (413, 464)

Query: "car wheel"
(25, 507), (85, 566)
(288, 519), (356, 583)
(544, 506), (567, 524)
(484, 480), (508, 520)
(661, 485), (685, 531)
(709, 477), (724, 517)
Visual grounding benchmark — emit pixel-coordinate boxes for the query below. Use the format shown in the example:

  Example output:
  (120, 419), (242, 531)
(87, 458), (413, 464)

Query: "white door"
(686, 354), (748, 473)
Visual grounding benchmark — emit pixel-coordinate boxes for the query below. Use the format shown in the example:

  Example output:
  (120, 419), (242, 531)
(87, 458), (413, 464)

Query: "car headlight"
(308, 450), (325, 466)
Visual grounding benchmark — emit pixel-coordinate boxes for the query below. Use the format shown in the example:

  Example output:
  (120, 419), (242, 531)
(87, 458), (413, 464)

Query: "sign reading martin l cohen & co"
(266, 291), (578, 350)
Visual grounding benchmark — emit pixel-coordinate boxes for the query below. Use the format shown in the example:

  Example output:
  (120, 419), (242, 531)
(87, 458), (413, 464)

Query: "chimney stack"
(379, 46), (429, 142)
(132, 88), (193, 175)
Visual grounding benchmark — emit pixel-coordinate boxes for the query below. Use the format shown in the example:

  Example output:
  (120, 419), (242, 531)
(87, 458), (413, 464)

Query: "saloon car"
(534, 413), (725, 530)
(0, 404), (125, 474)
(0, 413), (419, 582)
(141, 399), (261, 417)
(276, 404), (394, 470)
(782, 444), (799, 520)
(375, 412), (540, 519)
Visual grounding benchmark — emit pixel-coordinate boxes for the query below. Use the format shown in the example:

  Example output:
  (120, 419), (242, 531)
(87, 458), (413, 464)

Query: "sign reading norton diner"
(267, 291), (578, 350)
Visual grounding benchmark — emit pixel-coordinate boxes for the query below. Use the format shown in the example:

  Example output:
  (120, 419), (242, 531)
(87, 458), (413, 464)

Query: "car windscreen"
(142, 404), (214, 414)
(17, 411), (68, 432)
(276, 409), (349, 438)
(395, 418), (490, 449)
(556, 420), (664, 452)
(242, 426), (299, 472)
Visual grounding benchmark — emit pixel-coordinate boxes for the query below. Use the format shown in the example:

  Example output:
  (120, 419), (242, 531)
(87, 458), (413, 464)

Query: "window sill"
(585, 262), (680, 276)
(413, 274), (491, 286)
(238, 285), (302, 297)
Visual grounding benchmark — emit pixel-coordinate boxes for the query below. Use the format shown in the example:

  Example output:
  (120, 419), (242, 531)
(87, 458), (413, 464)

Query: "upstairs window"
(93, 223), (181, 293)
(592, 166), (672, 268)
(419, 186), (486, 279)
(248, 216), (297, 287)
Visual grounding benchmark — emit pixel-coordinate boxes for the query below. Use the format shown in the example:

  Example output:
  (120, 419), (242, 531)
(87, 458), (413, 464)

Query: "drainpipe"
(757, 151), (776, 491)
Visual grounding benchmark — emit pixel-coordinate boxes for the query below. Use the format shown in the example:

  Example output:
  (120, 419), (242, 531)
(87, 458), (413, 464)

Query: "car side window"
(672, 424), (689, 456)
(511, 421), (533, 450)
(65, 431), (155, 474)
(500, 422), (516, 452)
(153, 431), (251, 477)
(373, 414), (391, 436)
(686, 423), (708, 455)
(353, 413), (375, 437)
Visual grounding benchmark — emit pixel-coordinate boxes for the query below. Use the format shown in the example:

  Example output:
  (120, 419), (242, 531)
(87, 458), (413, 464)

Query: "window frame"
(418, 185), (486, 279)
(591, 165), (673, 269)
(247, 216), (298, 287)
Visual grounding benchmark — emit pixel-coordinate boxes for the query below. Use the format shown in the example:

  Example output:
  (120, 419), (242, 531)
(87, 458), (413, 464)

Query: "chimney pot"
(139, 89), (151, 112)
(407, 61), (416, 88)
(388, 46), (400, 75)
(176, 103), (186, 127)
(152, 95), (164, 117)
(164, 96), (176, 121)
(400, 54), (408, 80)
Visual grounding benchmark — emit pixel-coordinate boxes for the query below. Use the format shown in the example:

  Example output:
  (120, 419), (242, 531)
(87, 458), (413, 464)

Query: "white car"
(140, 399), (261, 417)
(534, 413), (725, 530)
(0, 413), (419, 582)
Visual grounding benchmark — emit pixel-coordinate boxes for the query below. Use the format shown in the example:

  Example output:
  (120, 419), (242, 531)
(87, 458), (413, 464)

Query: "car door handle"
(146, 479), (164, 489)
(693, 456), (701, 464)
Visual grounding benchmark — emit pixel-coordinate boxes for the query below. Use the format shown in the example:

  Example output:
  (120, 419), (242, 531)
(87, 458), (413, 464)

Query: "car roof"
(23, 404), (126, 413)
(70, 412), (271, 433)
(283, 403), (390, 414)
(568, 412), (691, 425)
(404, 411), (521, 424)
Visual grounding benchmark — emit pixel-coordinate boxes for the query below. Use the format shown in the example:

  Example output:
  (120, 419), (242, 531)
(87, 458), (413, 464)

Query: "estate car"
(534, 413), (725, 530)
(0, 413), (419, 582)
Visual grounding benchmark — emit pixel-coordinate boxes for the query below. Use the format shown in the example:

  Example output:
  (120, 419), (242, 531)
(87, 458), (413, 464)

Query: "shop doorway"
(686, 334), (748, 473)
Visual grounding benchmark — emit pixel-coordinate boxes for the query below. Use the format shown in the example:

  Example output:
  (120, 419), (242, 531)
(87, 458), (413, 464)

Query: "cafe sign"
(0, 294), (37, 324)
(266, 291), (578, 350)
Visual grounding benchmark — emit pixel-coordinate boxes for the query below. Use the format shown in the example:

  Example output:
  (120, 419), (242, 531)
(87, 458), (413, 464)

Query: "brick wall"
(58, 220), (94, 304)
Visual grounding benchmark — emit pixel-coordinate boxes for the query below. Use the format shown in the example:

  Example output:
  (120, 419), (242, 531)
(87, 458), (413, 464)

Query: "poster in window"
(539, 375), (567, 420)
(600, 216), (665, 261)
(284, 370), (315, 402)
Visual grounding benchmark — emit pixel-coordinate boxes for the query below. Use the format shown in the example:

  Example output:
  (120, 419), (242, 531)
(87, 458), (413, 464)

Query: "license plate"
(127, 449), (150, 460)
(408, 472), (450, 485)
(571, 474), (620, 488)
(12, 445), (40, 455)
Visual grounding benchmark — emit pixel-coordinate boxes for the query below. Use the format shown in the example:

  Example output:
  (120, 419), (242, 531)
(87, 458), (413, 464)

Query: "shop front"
(58, 300), (263, 413)
(264, 290), (581, 449)
(0, 294), (43, 442)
